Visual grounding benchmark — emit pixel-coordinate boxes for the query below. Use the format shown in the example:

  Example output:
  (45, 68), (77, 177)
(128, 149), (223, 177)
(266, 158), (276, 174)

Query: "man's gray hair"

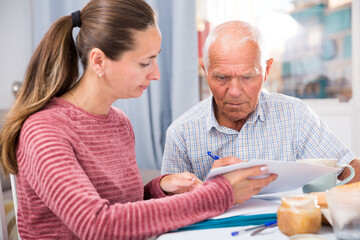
(202, 21), (268, 73)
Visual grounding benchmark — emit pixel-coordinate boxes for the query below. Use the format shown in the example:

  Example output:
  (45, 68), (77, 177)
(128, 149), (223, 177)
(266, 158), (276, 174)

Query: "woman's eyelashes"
(140, 59), (153, 67)
(140, 62), (150, 67)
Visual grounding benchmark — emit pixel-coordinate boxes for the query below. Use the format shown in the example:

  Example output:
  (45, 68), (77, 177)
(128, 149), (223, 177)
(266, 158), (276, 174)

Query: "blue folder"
(174, 213), (277, 231)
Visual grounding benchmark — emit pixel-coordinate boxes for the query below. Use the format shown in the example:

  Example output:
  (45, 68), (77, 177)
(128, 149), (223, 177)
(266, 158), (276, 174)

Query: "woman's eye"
(140, 63), (150, 67)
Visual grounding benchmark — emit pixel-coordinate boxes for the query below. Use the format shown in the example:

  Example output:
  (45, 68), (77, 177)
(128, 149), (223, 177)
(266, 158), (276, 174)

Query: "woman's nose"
(149, 62), (160, 80)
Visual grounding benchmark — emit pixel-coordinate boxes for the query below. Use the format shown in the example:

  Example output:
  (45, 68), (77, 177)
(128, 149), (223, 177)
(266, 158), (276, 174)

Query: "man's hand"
(160, 172), (203, 195)
(212, 156), (246, 169)
(338, 159), (360, 183)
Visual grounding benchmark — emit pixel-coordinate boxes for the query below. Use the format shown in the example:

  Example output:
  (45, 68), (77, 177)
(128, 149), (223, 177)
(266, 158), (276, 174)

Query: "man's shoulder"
(168, 97), (210, 131)
(258, 92), (313, 120)
(261, 92), (306, 109)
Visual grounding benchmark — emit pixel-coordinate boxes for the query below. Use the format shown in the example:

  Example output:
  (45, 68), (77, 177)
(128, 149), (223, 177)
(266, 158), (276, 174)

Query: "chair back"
(0, 175), (8, 240)
(10, 174), (20, 240)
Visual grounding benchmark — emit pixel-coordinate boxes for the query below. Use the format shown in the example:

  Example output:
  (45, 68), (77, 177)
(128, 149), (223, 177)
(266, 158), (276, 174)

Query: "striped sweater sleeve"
(17, 118), (234, 240)
(143, 175), (168, 200)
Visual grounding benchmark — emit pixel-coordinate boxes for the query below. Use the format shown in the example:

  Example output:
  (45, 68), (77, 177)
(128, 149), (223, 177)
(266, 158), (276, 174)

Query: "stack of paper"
(205, 160), (339, 194)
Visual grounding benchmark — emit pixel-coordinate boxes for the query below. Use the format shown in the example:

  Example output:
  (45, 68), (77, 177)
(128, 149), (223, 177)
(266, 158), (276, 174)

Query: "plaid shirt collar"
(206, 92), (265, 133)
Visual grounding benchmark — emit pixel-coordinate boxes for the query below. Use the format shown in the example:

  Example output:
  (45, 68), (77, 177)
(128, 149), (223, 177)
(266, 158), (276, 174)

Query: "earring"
(98, 73), (102, 79)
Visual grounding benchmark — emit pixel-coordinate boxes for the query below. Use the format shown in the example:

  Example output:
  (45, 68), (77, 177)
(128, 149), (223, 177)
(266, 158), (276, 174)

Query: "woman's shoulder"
(110, 106), (133, 130)
(22, 98), (80, 136)
(110, 106), (127, 119)
(28, 98), (74, 123)
(23, 99), (133, 133)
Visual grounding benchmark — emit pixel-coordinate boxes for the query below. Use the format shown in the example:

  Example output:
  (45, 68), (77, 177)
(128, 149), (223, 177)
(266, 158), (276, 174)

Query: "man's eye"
(216, 75), (229, 80)
(140, 63), (150, 67)
(241, 76), (252, 80)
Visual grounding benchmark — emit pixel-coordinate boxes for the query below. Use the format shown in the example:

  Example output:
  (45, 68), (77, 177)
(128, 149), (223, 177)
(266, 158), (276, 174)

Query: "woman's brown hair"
(0, 0), (156, 175)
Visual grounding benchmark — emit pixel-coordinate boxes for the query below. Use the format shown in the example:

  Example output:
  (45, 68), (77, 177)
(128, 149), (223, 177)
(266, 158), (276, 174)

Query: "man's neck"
(213, 102), (248, 132)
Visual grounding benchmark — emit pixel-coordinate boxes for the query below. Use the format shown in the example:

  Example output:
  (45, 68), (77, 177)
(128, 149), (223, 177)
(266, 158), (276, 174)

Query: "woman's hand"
(223, 165), (277, 205)
(160, 172), (203, 195)
(212, 157), (277, 204)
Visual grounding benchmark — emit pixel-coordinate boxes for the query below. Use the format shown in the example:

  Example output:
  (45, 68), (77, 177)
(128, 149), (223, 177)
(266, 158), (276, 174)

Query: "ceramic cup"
(296, 159), (355, 193)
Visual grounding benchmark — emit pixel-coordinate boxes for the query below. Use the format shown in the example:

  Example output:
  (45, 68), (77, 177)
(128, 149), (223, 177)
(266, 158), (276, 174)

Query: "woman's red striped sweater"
(15, 98), (234, 239)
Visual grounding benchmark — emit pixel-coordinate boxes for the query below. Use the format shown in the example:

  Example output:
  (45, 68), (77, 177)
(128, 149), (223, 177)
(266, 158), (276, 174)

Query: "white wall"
(304, 99), (360, 157)
(0, 0), (32, 110)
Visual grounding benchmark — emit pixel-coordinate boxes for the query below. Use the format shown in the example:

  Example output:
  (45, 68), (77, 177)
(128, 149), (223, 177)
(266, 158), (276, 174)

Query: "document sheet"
(206, 160), (339, 194)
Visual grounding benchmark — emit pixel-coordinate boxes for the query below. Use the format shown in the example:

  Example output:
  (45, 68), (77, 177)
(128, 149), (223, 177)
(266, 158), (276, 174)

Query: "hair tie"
(71, 10), (81, 28)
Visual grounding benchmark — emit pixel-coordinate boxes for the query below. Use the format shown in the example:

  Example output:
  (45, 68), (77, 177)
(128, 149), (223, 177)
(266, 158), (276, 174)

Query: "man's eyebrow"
(243, 72), (258, 76)
(212, 72), (228, 77)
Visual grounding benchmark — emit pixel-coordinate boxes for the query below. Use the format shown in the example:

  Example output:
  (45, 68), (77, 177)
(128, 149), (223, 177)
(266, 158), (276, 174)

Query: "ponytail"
(0, 0), (157, 176)
(0, 15), (78, 175)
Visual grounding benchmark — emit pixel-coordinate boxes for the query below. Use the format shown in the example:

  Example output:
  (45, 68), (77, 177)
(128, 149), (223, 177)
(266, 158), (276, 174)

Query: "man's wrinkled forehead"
(211, 36), (260, 52)
(209, 40), (262, 67)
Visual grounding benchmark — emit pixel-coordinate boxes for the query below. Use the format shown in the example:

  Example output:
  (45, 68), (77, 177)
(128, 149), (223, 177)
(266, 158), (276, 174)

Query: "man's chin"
(225, 113), (249, 122)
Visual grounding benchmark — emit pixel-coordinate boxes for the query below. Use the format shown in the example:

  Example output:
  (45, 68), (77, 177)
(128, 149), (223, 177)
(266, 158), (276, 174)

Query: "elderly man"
(161, 20), (359, 183)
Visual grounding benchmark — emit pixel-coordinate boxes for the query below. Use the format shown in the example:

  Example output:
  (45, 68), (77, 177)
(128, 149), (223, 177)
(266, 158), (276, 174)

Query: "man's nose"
(227, 78), (243, 97)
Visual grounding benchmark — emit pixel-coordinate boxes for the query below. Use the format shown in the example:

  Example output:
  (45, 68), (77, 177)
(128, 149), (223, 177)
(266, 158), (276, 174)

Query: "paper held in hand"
(205, 160), (340, 195)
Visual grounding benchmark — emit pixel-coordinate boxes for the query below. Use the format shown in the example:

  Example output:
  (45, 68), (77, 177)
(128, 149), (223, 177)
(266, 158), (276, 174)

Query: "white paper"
(211, 198), (280, 219)
(205, 160), (339, 194)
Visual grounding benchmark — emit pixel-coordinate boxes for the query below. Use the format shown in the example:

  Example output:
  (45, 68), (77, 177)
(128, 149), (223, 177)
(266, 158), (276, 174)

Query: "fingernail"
(189, 177), (195, 181)
(260, 166), (268, 173)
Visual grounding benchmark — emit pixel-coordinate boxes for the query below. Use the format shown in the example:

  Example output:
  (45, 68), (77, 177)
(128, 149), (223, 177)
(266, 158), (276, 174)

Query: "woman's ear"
(89, 48), (105, 76)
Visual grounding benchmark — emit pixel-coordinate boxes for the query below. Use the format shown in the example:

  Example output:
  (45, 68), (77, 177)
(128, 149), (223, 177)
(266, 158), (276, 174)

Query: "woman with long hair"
(0, 0), (276, 239)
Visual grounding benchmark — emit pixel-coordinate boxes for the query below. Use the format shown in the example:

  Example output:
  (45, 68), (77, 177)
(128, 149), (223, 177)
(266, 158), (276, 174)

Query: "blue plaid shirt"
(161, 92), (355, 181)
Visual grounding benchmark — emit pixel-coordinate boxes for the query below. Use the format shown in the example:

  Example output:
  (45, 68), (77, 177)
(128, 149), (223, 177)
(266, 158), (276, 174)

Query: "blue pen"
(231, 220), (277, 236)
(207, 151), (221, 160)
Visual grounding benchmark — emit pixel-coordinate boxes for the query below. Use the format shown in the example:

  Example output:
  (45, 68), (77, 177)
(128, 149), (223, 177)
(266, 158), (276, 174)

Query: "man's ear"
(264, 58), (274, 82)
(89, 48), (106, 76)
(199, 58), (207, 76)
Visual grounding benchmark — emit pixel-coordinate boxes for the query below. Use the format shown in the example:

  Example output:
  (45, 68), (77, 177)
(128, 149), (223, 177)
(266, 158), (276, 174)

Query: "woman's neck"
(61, 76), (113, 115)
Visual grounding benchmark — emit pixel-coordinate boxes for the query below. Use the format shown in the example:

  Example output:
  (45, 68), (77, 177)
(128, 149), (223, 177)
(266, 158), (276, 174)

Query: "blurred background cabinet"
(196, 0), (360, 156)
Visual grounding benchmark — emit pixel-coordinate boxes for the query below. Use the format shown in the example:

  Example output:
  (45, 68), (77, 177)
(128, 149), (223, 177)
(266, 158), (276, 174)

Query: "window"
(197, 0), (353, 102)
